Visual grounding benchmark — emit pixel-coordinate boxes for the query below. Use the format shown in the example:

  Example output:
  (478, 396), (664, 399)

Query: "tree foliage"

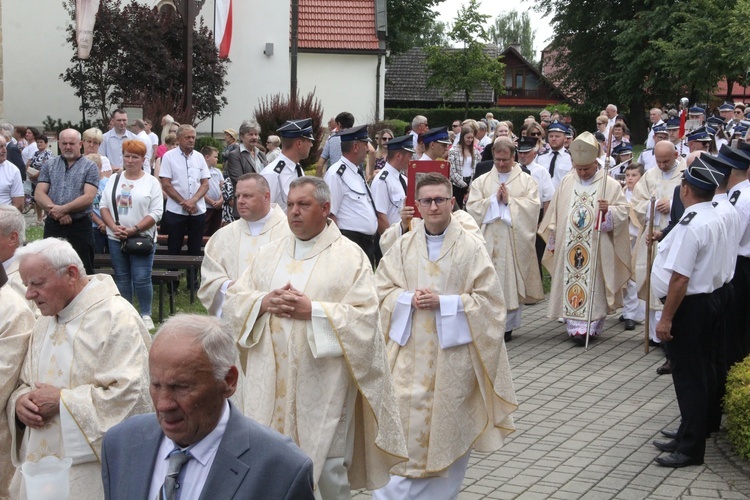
(61, 0), (229, 126)
(424, 0), (505, 117)
(386, 0), (447, 54)
(488, 10), (536, 64)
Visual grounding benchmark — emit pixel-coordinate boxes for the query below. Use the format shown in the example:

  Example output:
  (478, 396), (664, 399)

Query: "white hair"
(154, 314), (236, 380)
(411, 115), (427, 129)
(607, 104), (618, 113)
(239, 120), (261, 136)
(15, 238), (86, 277)
(0, 205), (25, 245)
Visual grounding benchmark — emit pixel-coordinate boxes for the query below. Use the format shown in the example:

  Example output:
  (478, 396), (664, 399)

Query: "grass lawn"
(25, 226), (207, 329)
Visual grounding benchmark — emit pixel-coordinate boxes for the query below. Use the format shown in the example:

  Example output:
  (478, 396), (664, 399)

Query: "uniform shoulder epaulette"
(274, 160), (285, 174)
(712, 201), (718, 207)
(336, 164), (346, 176)
(730, 190), (741, 206)
(379, 170), (389, 180)
(680, 153), (687, 158)
(680, 212), (696, 225)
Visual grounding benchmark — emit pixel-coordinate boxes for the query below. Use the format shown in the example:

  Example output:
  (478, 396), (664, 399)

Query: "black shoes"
(656, 360), (673, 375)
(653, 439), (678, 452)
(654, 452), (703, 468)
(504, 330), (513, 342)
(571, 334), (586, 346)
(661, 428), (678, 439)
(624, 319), (636, 330)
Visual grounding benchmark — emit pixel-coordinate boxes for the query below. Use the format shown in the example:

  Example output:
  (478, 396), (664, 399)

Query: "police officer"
(685, 126), (715, 154)
(260, 118), (315, 212)
(535, 120), (572, 190)
(650, 159), (725, 468)
(370, 134), (413, 233)
(718, 102), (735, 134)
(324, 124), (379, 265)
(417, 126), (451, 161)
(666, 116), (688, 157)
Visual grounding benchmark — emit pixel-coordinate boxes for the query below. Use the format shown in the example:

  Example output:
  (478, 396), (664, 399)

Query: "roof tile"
(297, 0), (379, 51)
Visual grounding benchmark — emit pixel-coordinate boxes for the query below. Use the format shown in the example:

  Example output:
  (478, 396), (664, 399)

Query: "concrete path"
(355, 299), (750, 499)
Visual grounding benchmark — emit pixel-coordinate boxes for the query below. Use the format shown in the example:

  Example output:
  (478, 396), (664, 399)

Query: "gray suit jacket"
(225, 147), (268, 219)
(101, 403), (314, 500)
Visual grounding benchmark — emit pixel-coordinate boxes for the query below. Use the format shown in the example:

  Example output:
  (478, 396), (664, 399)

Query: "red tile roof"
(297, 0), (379, 51)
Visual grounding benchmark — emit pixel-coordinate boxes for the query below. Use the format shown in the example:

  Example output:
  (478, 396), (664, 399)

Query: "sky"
(436, 0), (555, 61)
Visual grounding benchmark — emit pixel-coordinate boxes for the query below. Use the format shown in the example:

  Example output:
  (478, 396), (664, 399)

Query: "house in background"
(385, 45), (567, 109)
(0, 0), (386, 134)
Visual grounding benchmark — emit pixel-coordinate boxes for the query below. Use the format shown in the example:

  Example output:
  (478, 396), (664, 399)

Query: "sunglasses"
(381, 136), (392, 142)
(529, 132), (542, 137)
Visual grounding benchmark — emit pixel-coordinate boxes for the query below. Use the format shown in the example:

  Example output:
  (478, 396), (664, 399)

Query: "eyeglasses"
(735, 110), (743, 114)
(416, 197), (450, 207)
(529, 132), (542, 137)
(452, 124), (461, 128)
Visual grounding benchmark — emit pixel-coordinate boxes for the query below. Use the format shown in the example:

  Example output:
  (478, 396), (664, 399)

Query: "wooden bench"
(94, 254), (204, 304)
(94, 268), (182, 323)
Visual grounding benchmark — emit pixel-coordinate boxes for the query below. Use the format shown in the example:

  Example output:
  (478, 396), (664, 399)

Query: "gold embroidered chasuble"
(629, 164), (686, 306)
(539, 169), (631, 320)
(375, 216), (518, 478)
(466, 164), (544, 310)
(0, 285), (34, 498)
(224, 222), (407, 490)
(6, 275), (152, 499)
(199, 204), (289, 314)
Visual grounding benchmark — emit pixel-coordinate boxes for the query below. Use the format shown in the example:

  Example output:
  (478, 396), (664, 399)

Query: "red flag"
(678, 108), (687, 138)
(215, 0), (233, 59)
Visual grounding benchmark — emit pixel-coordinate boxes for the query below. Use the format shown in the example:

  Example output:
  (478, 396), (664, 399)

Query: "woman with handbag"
(100, 140), (163, 329)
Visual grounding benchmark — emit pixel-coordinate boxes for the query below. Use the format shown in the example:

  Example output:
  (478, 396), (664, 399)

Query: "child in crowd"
(202, 146), (224, 237)
(621, 162), (646, 330)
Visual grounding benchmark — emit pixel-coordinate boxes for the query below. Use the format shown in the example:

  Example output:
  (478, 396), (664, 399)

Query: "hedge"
(725, 356), (750, 459)
(385, 107), (601, 136)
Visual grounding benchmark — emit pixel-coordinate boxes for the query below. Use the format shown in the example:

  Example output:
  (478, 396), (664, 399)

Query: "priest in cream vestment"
(224, 177), (407, 498)
(539, 132), (631, 344)
(629, 141), (686, 343)
(0, 264), (35, 499)
(466, 137), (544, 342)
(0, 205), (38, 316)
(7, 239), (152, 500)
(199, 173), (290, 316)
(373, 173), (517, 499)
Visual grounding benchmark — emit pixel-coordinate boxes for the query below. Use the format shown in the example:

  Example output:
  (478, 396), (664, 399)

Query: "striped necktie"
(159, 449), (191, 500)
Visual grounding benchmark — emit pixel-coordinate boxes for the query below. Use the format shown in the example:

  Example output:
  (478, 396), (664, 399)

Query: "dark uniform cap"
(419, 126), (451, 145)
(277, 119), (314, 140)
(719, 102), (735, 112)
(517, 136), (539, 153)
(702, 153), (734, 178)
(683, 158), (724, 190)
(613, 143), (633, 155)
(686, 126), (712, 142)
(738, 141), (750, 155)
(718, 144), (750, 170)
(733, 125), (748, 136)
(706, 116), (725, 128)
(386, 134), (415, 153)
(652, 124), (668, 135)
(336, 124), (372, 143)
(666, 117), (681, 129)
(546, 120), (568, 134)
(593, 131), (606, 142)
(689, 106), (705, 115)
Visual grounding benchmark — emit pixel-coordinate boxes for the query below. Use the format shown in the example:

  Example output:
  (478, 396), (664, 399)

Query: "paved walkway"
(355, 299), (750, 499)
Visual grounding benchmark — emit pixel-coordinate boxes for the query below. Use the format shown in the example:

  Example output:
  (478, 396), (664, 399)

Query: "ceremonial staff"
(644, 194), (656, 354)
(584, 127), (614, 350)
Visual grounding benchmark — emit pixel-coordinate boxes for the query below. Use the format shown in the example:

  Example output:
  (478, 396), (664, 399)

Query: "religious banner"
(76, 0), (100, 59)
(405, 160), (449, 217)
(562, 184), (599, 319)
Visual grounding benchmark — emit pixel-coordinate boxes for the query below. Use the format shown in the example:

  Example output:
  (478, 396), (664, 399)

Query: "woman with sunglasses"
(374, 128), (394, 173)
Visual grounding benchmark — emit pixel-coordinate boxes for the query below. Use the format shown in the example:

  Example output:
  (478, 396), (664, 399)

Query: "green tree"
(488, 10), (536, 64)
(386, 0), (447, 54)
(424, 0), (505, 117)
(414, 20), (449, 48)
(61, 0), (229, 125)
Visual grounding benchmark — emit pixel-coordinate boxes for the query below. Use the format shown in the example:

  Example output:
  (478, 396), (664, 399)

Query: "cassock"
(466, 164), (544, 331)
(223, 222), (408, 491)
(373, 215), (517, 497)
(6, 275), (152, 500)
(629, 163), (686, 342)
(198, 204), (290, 316)
(0, 280), (34, 498)
(539, 169), (631, 337)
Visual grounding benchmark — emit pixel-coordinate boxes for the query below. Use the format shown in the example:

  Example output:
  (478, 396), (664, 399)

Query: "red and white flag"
(76, 0), (101, 59)
(215, 0), (233, 59)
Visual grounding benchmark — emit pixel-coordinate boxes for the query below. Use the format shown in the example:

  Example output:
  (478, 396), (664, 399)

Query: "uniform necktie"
(549, 151), (559, 178)
(398, 174), (408, 195)
(295, 164), (304, 177)
(159, 449), (191, 500)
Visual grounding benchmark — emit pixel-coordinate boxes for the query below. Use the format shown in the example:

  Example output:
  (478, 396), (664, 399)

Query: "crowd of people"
(0, 100), (748, 498)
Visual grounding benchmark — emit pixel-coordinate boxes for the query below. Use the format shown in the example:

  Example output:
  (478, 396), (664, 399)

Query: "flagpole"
(211, 0), (216, 137)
